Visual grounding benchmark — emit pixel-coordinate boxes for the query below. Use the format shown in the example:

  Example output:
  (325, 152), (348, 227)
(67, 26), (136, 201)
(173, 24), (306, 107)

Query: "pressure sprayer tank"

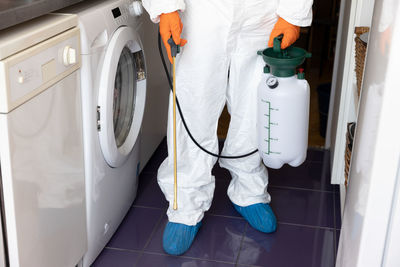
(257, 37), (312, 169)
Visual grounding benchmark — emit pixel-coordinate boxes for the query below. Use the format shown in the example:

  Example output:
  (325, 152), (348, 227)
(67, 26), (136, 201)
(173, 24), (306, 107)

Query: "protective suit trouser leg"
(157, 0), (279, 226)
(219, 5), (278, 206)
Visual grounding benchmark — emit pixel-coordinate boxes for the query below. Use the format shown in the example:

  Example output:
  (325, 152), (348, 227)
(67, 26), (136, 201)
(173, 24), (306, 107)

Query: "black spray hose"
(157, 30), (258, 159)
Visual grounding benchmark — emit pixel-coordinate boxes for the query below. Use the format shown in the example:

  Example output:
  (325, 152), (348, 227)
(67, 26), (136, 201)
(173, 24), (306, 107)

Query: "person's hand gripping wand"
(168, 38), (180, 210)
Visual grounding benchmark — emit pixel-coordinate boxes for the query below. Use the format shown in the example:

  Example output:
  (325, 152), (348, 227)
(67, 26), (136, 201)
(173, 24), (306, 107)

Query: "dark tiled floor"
(238, 224), (336, 267)
(268, 187), (335, 228)
(335, 230), (341, 253)
(92, 139), (341, 267)
(334, 191), (342, 229)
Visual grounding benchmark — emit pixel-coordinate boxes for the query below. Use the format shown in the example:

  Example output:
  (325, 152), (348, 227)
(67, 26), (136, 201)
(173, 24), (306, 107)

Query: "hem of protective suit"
(277, 13), (313, 27)
(166, 209), (205, 226)
(217, 162), (271, 207)
(146, 3), (186, 23)
(228, 195), (270, 208)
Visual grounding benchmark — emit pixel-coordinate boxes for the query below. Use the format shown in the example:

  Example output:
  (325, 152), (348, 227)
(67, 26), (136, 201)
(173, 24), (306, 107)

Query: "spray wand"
(168, 38), (180, 210)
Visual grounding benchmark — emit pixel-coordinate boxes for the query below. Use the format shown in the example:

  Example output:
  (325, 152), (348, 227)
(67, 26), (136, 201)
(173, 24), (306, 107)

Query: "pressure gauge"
(266, 76), (279, 89)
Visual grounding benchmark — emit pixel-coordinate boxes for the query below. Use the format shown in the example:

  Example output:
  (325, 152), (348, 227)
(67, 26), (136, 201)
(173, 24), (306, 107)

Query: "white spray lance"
(257, 36), (312, 169)
(167, 38), (180, 210)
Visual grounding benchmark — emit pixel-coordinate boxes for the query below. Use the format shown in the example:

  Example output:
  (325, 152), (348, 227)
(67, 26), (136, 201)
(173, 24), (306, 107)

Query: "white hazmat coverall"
(142, 0), (313, 226)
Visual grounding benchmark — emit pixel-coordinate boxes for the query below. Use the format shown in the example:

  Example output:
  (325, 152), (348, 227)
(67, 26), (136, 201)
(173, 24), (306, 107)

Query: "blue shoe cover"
(162, 221), (201, 255)
(233, 203), (277, 233)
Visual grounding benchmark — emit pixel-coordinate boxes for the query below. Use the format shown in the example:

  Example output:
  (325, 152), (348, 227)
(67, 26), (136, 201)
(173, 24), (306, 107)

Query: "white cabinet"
(327, 0), (375, 211)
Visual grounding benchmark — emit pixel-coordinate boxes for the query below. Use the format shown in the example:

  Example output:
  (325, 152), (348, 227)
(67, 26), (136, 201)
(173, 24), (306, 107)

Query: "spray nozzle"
(168, 38), (180, 58)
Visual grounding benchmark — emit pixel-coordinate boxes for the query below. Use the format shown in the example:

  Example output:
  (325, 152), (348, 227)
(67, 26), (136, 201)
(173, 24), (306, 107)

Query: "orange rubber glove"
(268, 17), (300, 49)
(160, 11), (187, 64)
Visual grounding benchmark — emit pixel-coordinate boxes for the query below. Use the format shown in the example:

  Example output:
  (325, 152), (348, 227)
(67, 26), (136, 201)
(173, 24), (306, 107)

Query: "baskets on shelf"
(354, 27), (369, 97)
(345, 122), (356, 186)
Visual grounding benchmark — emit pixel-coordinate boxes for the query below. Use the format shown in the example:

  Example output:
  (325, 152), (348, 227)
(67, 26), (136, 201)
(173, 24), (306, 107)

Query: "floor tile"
(144, 215), (246, 263)
(269, 187), (335, 228)
(268, 159), (334, 192)
(91, 248), (140, 267)
(334, 185), (340, 194)
(208, 179), (241, 217)
(141, 139), (168, 173)
(237, 223), (336, 267)
(133, 172), (167, 209)
(107, 207), (163, 250)
(336, 230), (341, 253)
(137, 253), (235, 267)
(334, 192), (342, 229)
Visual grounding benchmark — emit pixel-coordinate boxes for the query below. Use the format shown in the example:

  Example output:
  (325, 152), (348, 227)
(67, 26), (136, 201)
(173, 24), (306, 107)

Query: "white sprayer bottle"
(257, 36), (311, 169)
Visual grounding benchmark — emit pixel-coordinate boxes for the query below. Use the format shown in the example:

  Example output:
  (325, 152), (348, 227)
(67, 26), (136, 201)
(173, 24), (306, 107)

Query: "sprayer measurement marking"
(264, 151), (281, 155)
(263, 100), (280, 155)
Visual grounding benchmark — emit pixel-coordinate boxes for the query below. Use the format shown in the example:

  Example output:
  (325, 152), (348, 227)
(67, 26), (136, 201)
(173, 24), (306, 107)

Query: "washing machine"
(58, 1), (146, 266)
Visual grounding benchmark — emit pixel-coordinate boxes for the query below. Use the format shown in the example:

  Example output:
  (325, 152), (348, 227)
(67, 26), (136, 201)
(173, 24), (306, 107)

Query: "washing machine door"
(98, 26), (146, 168)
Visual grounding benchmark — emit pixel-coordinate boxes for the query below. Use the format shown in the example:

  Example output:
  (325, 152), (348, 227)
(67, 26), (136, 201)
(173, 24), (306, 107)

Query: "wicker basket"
(345, 122), (356, 186)
(355, 27), (369, 97)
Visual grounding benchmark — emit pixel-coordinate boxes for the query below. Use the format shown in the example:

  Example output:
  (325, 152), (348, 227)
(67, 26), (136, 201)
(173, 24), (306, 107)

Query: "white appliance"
(336, 0), (400, 266)
(0, 14), (87, 267)
(59, 1), (147, 266)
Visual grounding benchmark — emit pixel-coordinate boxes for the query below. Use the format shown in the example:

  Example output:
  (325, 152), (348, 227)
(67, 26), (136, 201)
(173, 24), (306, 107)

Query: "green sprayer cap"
(257, 35), (311, 77)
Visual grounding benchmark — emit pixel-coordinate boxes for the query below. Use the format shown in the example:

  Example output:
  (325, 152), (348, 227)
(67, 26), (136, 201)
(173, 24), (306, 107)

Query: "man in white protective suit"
(142, 0), (313, 255)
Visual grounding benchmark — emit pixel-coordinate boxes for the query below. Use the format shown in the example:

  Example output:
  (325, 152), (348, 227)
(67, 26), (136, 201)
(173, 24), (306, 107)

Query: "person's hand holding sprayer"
(159, 11), (187, 64)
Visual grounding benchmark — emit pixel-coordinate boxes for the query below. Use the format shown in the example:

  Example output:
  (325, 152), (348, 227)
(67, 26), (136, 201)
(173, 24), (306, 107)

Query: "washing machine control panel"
(109, 0), (142, 26)
(110, 1), (132, 24)
(112, 7), (123, 19)
(112, 6), (128, 25)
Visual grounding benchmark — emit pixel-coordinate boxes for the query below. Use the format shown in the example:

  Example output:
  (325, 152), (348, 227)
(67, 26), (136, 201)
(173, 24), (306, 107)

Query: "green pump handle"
(273, 35), (290, 58)
(273, 35), (283, 53)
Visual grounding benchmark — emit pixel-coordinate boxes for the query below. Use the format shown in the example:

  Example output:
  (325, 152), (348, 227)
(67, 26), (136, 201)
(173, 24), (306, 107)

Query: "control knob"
(129, 1), (143, 17)
(63, 46), (77, 66)
(17, 70), (24, 84)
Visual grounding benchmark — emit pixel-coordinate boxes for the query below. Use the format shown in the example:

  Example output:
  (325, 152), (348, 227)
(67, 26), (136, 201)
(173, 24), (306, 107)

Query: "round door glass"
(113, 47), (137, 148)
